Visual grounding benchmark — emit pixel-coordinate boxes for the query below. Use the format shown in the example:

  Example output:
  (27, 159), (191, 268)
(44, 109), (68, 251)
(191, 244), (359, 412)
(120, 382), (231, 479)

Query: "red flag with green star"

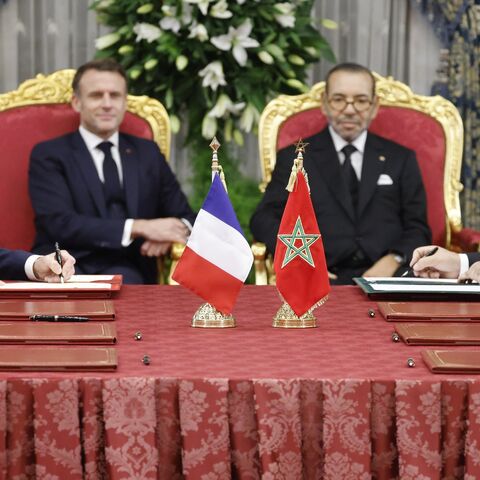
(274, 170), (330, 316)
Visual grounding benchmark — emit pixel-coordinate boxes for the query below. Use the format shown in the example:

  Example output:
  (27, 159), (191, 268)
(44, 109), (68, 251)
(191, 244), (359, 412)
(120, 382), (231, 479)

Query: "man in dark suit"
(250, 63), (431, 284)
(411, 245), (480, 282)
(0, 248), (75, 281)
(29, 59), (195, 284)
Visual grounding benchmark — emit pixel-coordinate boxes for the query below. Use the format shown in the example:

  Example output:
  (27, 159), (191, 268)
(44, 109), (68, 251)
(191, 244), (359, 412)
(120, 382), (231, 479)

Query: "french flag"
(172, 173), (253, 314)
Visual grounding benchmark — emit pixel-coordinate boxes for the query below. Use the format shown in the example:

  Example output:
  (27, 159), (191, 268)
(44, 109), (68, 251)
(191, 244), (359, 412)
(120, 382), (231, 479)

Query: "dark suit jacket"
(467, 252), (480, 266)
(0, 249), (30, 280)
(29, 131), (195, 283)
(250, 128), (431, 270)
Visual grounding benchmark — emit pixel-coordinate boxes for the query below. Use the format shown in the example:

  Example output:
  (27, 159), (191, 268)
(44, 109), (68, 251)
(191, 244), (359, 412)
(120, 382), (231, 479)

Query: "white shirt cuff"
(25, 255), (40, 281)
(459, 253), (469, 276)
(122, 219), (134, 247)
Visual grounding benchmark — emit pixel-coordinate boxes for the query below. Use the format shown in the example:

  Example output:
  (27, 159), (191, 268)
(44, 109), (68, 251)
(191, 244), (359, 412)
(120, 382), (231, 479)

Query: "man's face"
(72, 69), (127, 139)
(322, 70), (379, 142)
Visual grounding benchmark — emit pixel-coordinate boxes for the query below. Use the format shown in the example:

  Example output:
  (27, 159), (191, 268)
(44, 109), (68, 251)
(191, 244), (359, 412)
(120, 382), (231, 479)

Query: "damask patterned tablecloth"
(0, 285), (479, 479)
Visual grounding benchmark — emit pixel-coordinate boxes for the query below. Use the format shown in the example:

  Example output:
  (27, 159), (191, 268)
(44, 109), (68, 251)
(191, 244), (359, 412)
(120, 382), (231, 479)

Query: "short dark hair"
(72, 58), (128, 95)
(325, 62), (376, 97)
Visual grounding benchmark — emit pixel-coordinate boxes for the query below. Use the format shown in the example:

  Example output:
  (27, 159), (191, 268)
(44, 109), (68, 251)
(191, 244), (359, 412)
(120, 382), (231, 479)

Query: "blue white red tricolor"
(172, 173), (253, 314)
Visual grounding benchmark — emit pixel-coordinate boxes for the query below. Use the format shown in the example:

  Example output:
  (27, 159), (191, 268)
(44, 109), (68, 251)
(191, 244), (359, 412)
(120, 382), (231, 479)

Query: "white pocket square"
(377, 174), (393, 185)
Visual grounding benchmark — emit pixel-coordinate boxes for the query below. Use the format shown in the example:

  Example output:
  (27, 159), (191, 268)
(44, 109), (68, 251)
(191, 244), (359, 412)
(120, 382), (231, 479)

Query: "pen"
(401, 246), (439, 277)
(54, 242), (64, 284)
(30, 315), (90, 322)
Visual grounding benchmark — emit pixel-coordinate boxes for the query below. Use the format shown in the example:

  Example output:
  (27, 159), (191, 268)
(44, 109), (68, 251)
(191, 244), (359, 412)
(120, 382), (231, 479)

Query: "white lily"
(210, 0), (232, 19)
(160, 6), (181, 33)
(211, 19), (259, 66)
(95, 32), (120, 50)
(208, 94), (245, 118)
(188, 22), (209, 42)
(198, 61), (227, 91)
(202, 115), (217, 139)
(239, 104), (260, 132)
(185, 0), (214, 16)
(133, 23), (162, 43)
(274, 3), (296, 28)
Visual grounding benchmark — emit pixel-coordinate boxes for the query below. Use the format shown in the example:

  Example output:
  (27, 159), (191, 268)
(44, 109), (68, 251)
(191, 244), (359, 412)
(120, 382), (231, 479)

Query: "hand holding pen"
(55, 242), (64, 283)
(407, 245), (461, 279)
(32, 249), (76, 282)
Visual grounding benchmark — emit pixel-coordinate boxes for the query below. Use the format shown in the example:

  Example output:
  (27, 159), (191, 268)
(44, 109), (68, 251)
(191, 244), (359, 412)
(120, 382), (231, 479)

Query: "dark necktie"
(97, 141), (126, 218)
(341, 144), (359, 208)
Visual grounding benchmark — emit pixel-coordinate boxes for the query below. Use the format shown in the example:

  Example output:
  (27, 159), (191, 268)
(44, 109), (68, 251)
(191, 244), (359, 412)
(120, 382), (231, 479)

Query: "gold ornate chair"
(253, 72), (479, 284)
(0, 69), (178, 283)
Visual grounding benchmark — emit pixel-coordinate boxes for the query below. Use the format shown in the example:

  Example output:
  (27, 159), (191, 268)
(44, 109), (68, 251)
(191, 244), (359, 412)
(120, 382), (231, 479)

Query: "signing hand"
(33, 250), (76, 282)
(410, 245), (460, 279)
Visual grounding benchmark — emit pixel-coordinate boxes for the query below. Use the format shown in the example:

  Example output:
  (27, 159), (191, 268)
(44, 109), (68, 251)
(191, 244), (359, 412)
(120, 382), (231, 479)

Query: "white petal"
(233, 45), (247, 66)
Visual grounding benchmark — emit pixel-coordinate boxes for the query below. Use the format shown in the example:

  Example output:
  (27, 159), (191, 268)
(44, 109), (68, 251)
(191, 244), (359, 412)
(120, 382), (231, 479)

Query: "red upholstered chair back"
(0, 69), (170, 251)
(258, 73), (464, 249)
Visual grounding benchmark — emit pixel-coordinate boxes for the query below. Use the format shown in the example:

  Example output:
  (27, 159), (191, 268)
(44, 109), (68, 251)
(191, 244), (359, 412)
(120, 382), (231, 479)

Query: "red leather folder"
(0, 322), (117, 344)
(378, 301), (480, 322)
(0, 275), (122, 299)
(394, 323), (480, 345)
(0, 299), (115, 320)
(422, 350), (480, 374)
(0, 346), (117, 371)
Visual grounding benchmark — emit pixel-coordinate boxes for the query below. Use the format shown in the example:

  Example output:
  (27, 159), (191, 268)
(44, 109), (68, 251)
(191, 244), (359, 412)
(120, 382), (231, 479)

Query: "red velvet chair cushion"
(0, 104), (153, 251)
(277, 106), (446, 246)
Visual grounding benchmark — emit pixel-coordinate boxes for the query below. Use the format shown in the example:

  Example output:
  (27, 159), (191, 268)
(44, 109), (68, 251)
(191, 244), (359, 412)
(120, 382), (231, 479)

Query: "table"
(0, 285), (479, 479)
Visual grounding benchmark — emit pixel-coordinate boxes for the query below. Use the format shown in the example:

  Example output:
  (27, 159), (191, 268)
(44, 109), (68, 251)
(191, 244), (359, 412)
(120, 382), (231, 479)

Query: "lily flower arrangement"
(92, 0), (335, 145)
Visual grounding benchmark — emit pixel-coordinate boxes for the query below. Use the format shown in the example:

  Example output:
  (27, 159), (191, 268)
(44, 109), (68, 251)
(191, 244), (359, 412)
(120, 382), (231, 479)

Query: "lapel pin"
(379, 155), (385, 162)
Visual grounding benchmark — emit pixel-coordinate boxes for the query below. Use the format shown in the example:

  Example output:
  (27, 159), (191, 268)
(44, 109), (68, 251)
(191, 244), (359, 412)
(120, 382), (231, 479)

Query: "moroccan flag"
(274, 171), (330, 316)
(172, 173), (253, 314)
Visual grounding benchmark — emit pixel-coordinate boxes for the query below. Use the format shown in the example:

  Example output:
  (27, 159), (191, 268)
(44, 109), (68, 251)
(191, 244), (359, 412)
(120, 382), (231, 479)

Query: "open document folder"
(354, 276), (480, 300)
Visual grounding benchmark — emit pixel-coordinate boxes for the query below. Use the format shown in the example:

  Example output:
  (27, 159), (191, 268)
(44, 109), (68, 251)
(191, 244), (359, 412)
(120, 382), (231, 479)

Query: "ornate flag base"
(273, 302), (317, 328)
(192, 303), (236, 328)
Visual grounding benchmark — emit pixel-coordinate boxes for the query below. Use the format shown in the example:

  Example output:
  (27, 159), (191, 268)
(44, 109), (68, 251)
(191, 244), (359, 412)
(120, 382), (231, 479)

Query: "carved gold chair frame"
(254, 72), (465, 285)
(0, 69), (179, 283)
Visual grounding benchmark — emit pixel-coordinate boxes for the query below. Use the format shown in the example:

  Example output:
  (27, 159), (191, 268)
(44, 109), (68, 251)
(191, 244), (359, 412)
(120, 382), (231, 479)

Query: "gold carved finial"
(286, 138), (310, 192)
(210, 136), (227, 191)
(295, 138), (309, 154)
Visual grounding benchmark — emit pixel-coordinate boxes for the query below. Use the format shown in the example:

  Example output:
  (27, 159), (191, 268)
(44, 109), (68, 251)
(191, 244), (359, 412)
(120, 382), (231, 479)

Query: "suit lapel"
(307, 129), (355, 221)
(357, 133), (385, 217)
(72, 132), (108, 217)
(119, 135), (139, 218)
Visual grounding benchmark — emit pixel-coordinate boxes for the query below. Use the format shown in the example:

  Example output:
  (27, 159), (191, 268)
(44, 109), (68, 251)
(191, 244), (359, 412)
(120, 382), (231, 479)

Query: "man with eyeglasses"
(250, 62), (430, 284)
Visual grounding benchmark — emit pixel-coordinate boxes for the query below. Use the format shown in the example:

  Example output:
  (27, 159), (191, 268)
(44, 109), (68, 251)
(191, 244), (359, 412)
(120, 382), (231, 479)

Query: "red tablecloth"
(0, 285), (479, 479)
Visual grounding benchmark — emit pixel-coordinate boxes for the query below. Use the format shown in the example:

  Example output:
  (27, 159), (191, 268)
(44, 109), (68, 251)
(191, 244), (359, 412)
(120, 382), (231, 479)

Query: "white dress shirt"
(329, 126), (367, 181)
(79, 126), (133, 246)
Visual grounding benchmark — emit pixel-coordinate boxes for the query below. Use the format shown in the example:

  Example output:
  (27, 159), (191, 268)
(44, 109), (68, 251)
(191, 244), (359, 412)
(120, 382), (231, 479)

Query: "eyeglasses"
(327, 96), (373, 113)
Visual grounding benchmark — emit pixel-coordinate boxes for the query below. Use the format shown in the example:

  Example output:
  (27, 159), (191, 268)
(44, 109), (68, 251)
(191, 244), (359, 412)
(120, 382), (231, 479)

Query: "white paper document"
(68, 275), (114, 283)
(0, 282), (112, 290)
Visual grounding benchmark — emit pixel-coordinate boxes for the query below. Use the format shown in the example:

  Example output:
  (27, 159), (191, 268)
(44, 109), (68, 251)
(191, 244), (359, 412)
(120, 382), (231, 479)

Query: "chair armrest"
(251, 242), (277, 285)
(168, 242), (186, 285)
(451, 228), (480, 252)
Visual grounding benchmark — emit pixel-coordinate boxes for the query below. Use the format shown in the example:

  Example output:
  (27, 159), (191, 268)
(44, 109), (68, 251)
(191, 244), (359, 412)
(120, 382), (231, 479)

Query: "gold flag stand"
(192, 303), (235, 328)
(273, 302), (317, 328)
(191, 137), (236, 328)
